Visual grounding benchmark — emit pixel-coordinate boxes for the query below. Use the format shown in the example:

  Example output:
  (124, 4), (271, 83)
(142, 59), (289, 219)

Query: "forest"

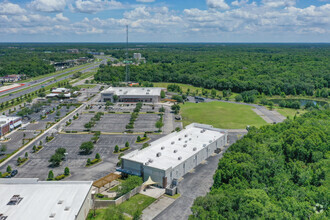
(95, 44), (330, 97)
(189, 110), (329, 219)
(0, 44), (93, 77)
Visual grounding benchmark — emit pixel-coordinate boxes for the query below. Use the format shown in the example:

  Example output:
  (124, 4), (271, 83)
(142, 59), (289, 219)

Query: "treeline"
(95, 44), (329, 97)
(190, 110), (330, 219)
(0, 45), (92, 77)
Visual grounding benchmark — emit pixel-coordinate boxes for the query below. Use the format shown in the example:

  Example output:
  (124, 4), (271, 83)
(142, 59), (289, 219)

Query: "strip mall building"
(0, 116), (22, 137)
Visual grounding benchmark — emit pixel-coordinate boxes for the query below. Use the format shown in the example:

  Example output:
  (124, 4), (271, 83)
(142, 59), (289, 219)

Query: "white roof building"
(101, 87), (163, 103)
(0, 178), (93, 220)
(120, 123), (228, 187)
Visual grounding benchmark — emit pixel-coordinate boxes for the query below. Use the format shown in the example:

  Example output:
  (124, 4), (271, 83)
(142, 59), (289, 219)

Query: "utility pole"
(125, 25), (130, 83)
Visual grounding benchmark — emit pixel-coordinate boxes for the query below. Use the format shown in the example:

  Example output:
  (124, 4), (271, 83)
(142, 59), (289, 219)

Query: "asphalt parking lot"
(134, 114), (160, 132)
(93, 114), (130, 132)
(64, 114), (94, 131)
(5, 133), (164, 181)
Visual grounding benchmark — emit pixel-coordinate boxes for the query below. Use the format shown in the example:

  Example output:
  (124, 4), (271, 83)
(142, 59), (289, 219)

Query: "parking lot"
(63, 113), (94, 132)
(3, 133), (163, 181)
(134, 114), (160, 132)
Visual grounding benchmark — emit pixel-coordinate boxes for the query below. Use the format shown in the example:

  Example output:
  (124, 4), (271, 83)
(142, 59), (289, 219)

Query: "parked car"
(11, 170), (18, 177)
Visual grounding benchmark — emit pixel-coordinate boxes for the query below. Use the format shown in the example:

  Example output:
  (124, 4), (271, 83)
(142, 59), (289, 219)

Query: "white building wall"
(122, 159), (143, 175)
(75, 186), (93, 220)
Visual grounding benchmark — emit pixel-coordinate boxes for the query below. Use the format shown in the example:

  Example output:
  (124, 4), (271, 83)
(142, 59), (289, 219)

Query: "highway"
(0, 57), (108, 104)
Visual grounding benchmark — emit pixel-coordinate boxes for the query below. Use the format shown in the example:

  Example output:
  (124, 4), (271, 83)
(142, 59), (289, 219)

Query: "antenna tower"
(125, 25), (130, 82)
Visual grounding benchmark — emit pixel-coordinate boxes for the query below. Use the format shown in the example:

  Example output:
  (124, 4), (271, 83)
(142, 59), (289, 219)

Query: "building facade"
(101, 87), (162, 103)
(119, 123), (228, 188)
(0, 116), (22, 137)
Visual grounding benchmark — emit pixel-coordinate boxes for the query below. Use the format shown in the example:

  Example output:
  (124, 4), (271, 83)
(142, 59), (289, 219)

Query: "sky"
(0, 0), (329, 42)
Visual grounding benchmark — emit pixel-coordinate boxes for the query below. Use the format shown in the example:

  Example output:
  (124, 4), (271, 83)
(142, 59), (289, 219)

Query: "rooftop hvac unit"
(64, 206), (70, 211)
(173, 150), (178, 153)
(156, 152), (162, 157)
(184, 134), (188, 137)
(49, 213), (56, 218)
(171, 141), (175, 145)
(193, 147), (197, 151)
(209, 140), (212, 143)
(185, 140), (188, 143)
(178, 156), (182, 160)
(189, 138), (192, 141)
(147, 89), (150, 92)
(183, 144), (187, 148)
(149, 159), (153, 163)
(203, 144), (207, 147)
(178, 138), (181, 141)
(57, 200), (64, 204)
(119, 89), (122, 91)
(161, 146), (165, 150)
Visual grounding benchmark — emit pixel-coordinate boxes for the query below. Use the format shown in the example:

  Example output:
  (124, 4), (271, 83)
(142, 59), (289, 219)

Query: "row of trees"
(190, 110), (329, 219)
(95, 44), (329, 97)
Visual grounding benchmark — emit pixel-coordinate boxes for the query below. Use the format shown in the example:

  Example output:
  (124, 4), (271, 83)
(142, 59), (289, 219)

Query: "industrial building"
(101, 87), (163, 103)
(0, 178), (93, 220)
(0, 116), (22, 137)
(119, 123), (228, 188)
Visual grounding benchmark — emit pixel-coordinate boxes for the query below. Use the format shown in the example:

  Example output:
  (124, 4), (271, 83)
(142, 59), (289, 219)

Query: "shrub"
(64, 167), (70, 176)
(6, 165), (11, 173)
(114, 145), (119, 153)
(48, 170), (54, 180)
(87, 158), (91, 165)
(125, 142), (130, 148)
(137, 136), (141, 142)
(117, 176), (143, 196)
(55, 174), (66, 180)
(95, 153), (100, 160)
(120, 147), (130, 152)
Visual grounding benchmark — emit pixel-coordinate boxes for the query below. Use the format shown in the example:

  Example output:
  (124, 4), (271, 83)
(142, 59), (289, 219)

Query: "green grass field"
(275, 107), (307, 119)
(86, 194), (155, 220)
(180, 101), (268, 129)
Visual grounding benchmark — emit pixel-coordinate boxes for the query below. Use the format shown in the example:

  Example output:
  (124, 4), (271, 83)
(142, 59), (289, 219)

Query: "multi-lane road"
(0, 57), (108, 104)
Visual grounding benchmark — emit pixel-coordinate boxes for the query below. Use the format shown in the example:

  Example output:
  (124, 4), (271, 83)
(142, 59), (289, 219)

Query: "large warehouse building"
(0, 178), (93, 220)
(101, 87), (163, 103)
(119, 123), (228, 188)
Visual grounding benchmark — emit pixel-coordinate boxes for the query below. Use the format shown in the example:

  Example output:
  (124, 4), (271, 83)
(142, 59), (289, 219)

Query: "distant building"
(66, 49), (79, 54)
(0, 116), (22, 137)
(46, 88), (71, 99)
(101, 87), (163, 103)
(87, 52), (104, 56)
(0, 178), (93, 220)
(0, 74), (24, 82)
(118, 123), (228, 188)
(133, 53), (142, 60)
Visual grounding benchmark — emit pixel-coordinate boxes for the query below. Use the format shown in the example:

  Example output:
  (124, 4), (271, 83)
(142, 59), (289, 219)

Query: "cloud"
(232, 0), (249, 7)
(72, 0), (124, 14)
(262, 0), (296, 8)
(206, 0), (230, 10)
(0, 1), (26, 15)
(54, 13), (69, 22)
(28, 0), (67, 12)
(136, 0), (155, 2)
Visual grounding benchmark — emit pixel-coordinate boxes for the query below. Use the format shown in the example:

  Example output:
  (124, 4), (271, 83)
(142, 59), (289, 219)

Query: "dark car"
(11, 170), (18, 177)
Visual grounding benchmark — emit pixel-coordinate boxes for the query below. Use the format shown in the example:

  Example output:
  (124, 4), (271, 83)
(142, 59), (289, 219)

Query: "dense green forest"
(95, 44), (329, 97)
(189, 110), (329, 219)
(0, 44), (93, 77)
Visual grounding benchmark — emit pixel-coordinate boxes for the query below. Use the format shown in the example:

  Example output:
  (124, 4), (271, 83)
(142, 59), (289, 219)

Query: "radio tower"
(125, 25), (130, 83)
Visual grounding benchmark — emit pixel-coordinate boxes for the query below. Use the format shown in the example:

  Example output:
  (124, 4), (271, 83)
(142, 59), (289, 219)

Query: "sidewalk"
(142, 196), (176, 220)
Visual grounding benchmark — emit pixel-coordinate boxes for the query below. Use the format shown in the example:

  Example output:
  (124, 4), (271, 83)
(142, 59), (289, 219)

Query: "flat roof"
(122, 124), (227, 170)
(102, 87), (162, 96)
(0, 116), (21, 125)
(0, 178), (92, 220)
